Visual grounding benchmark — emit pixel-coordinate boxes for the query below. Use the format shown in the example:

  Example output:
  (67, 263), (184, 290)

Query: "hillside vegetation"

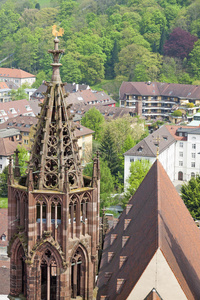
(1, 0), (200, 91)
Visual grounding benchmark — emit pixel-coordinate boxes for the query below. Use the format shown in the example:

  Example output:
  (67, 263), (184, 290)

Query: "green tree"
(81, 107), (105, 140)
(0, 166), (8, 197)
(14, 145), (29, 176)
(99, 126), (119, 176)
(123, 159), (151, 207)
(172, 110), (182, 116)
(83, 158), (115, 211)
(181, 175), (200, 219)
(10, 87), (28, 101)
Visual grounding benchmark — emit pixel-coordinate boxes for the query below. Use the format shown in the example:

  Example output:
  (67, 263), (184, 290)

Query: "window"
(179, 161), (183, 167)
(0, 156), (2, 160)
(24, 132), (29, 136)
(1, 234), (6, 241)
(179, 152), (183, 157)
(191, 172), (195, 178)
(192, 153), (196, 159)
(179, 142), (183, 148)
(191, 162), (195, 168)
(192, 144), (196, 149)
(24, 140), (28, 145)
(130, 158), (134, 162)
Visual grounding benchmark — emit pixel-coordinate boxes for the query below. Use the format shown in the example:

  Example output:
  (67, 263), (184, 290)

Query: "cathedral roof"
(97, 160), (200, 299)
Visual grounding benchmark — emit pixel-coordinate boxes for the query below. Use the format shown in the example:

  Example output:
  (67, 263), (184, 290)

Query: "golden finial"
(153, 135), (160, 159)
(52, 25), (64, 37)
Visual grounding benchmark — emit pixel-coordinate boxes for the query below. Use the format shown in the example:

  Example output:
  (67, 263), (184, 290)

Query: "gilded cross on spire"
(153, 135), (160, 159)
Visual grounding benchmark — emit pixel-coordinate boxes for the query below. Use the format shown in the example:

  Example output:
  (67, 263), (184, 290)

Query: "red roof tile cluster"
(0, 115), (37, 133)
(0, 68), (35, 79)
(0, 99), (35, 123)
(98, 160), (200, 299)
(0, 82), (9, 89)
(0, 137), (18, 156)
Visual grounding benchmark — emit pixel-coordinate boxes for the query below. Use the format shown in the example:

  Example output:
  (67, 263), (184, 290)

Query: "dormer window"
(138, 146), (143, 152)
(1, 234), (6, 241)
(163, 136), (168, 141)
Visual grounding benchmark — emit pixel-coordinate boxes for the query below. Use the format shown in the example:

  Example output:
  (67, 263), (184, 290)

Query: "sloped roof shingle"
(98, 160), (200, 299)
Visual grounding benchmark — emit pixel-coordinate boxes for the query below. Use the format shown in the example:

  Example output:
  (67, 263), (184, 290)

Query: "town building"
(0, 116), (37, 149)
(0, 116), (94, 163)
(98, 159), (200, 299)
(124, 125), (200, 186)
(0, 68), (35, 87)
(0, 99), (35, 124)
(8, 37), (100, 300)
(0, 82), (11, 103)
(30, 82), (90, 101)
(0, 137), (18, 173)
(75, 124), (94, 165)
(119, 81), (200, 120)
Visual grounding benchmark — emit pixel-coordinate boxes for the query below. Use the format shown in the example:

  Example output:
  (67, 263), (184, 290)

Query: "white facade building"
(124, 125), (200, 189)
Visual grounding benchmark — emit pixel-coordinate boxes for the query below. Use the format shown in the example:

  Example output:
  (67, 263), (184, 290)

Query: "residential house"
(0, 68), (35, 87)
(30, 82), (90, 101)
(98, 160), (200, 300)
(124, 125), (200, 187)
(0, 99), (35, 124)
(0, 137), (18, 172)
(75, 124), (94, 165)
(0, 116), (37, 149)
(0, 82), (11, 103)
(120, 81), (200, 120)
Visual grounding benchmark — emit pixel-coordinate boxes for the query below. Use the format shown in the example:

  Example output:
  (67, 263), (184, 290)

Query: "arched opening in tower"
(71, 247), (86, 298)
(40, 250), (58, 300)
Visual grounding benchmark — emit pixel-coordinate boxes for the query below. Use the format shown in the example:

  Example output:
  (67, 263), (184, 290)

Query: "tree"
(164, 28), (198, 59)
(81, 107), (105, 140)
(14, 145), (29, 176)
(99, 126), (119, 177)
(172, 110), (182, 117)
(123, 159), (151, 206)
(0, 166), (8, 197)
(83, 158), (115, 211)
(181, 175), (200, 219)
(10, 87), (28, 101)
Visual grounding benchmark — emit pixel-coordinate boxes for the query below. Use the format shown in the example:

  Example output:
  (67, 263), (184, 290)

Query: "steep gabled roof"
(0, 68), (35, 79)
(0, 138), (18, 156)
(97, 160), (200, 300)
(124, 125), (175, 157)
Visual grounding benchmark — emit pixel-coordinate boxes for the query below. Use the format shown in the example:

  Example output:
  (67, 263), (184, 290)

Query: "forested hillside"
(1, 0), (200, 91)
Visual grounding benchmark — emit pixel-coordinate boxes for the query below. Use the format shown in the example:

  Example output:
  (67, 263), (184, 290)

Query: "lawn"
(0, 197), (8, 208)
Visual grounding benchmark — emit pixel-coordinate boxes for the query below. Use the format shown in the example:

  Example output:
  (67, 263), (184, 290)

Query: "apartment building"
(124, 125), (200, 188)
(120, 81), (200, 120)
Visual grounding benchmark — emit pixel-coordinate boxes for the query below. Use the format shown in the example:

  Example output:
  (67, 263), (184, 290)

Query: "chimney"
(135, 100), (142, 116)
(76, 83), (79, 91)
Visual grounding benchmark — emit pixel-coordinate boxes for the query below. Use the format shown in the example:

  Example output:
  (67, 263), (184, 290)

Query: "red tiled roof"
(0, 115), (37, 132)
(0, 138), (18, 156)
(98, 160), (200, 299)
(165, 124), (198, 141)
(0, 82), (9, 89)
(0, 99), (35, 123)
(0, 68), (35, 79)
(75, 124), (94, 137)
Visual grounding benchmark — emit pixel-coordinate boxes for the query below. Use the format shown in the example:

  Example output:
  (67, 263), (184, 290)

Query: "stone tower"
(8, 36), (100, 300)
